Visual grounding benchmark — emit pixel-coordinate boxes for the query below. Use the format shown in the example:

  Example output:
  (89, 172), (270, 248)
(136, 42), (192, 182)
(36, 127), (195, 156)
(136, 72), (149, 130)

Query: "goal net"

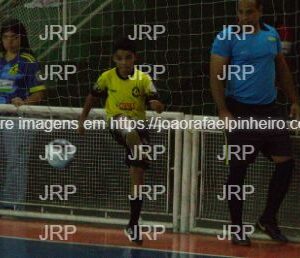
(0, 0), (299, 237)
(3, 0), (298, 114)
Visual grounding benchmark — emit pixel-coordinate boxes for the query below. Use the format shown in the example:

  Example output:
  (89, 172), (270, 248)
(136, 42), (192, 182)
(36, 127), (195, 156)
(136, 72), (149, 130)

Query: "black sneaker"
(231, 233), (251, 246)
(124, 224), (143, 245)
(256, 220), (289, 243)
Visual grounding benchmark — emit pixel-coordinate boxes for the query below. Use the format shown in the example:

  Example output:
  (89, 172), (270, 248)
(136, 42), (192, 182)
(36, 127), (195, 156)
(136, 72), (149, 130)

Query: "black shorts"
(225, 97), (292, 166)
(109, 125), (150, 169)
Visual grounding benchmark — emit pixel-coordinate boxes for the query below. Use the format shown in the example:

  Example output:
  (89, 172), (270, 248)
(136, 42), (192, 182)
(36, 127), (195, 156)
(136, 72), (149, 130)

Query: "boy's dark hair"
(0, 18), (33, 54)
(113, 37), (136, 54)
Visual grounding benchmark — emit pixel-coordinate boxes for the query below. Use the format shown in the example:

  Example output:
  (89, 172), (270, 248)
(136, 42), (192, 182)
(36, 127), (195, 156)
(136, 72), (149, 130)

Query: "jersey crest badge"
(132, 87), (141, 97)
(267, 36), (277, 42)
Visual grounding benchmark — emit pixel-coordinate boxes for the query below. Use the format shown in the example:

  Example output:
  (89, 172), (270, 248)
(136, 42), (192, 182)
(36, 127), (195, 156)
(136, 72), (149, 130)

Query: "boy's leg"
(129, 166), (144, 226)
(109, 117), (149, 243)
(126, 166), (144, 244)
(124, 130), (149, 244)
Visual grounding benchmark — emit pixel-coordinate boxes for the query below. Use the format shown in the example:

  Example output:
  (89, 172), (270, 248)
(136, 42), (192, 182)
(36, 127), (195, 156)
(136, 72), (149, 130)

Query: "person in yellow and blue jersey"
(79, 37), (164, 244)
(0, 18), (45, 211)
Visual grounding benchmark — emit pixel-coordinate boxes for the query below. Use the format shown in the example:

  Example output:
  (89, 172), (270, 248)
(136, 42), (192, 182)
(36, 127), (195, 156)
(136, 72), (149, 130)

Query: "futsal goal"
(0, 0), (299, 241)
(0, 104), (184, 231)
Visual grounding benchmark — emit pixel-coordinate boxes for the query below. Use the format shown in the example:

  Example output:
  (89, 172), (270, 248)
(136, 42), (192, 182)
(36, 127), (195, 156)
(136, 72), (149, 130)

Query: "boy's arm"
(11, 91), (45, 107)
(79, 73), (107, 134)
(24, 91), (45, 105)
(78, 93), (99, 134)
(144, 77), (164, 114)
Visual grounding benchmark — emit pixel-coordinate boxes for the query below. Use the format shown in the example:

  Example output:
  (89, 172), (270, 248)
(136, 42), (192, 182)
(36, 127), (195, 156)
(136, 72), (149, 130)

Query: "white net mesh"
(1, 0), (298, 114)
(0, 108), (177, 223)
(196, 131), (300, 228)
(0, 0), (299, 236)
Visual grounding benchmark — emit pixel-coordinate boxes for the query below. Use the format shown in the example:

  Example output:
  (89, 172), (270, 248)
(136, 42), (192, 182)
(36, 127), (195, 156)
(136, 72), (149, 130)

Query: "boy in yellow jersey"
(78, 38), (164, 244)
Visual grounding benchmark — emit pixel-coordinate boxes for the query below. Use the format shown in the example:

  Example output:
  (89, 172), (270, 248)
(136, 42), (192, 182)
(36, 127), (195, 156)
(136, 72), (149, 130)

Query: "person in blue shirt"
(0, 18), (45, 210)
(210, 0), (300, 245)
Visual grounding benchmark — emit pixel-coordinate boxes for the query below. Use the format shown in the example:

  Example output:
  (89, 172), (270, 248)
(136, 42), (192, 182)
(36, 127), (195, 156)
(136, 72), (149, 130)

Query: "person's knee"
(130, 167), (145, 184)
(272, 156), (293, 164)
(125, 130), (141, 149)
(126, 159), (149, 170)
(229, 162), (249, 175)
(227, 163), (249, 185)
(123, 130), (150, 169)
(275, 159), (294, 174)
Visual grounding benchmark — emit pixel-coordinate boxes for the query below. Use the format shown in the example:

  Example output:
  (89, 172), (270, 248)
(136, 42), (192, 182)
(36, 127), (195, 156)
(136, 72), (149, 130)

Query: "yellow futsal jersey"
(93, 67), (159, 120)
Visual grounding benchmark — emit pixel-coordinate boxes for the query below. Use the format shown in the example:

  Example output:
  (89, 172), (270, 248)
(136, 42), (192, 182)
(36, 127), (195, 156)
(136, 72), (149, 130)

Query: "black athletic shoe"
(256, 220), (289, 243)
(231, 234), (251, 246)
(124, 224), (143, 245)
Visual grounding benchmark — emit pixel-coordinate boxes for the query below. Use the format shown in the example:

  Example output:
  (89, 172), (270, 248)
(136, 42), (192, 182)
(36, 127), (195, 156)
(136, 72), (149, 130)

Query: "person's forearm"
(279, 66), (299, 104)
(210, 76), (228, 112)
(80, 94), (98, 121)
(24, 91), (45, 105)
(277, 54), (299, 104)
(210, 55), (229, 112)
(149, 100), (164, 113)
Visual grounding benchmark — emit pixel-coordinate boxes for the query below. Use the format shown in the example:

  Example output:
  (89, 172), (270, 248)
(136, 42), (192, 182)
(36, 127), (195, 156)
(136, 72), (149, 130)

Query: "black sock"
(129, 198), (143, 226)
(260, 159), (294, 224)
(227, 164), (248, 226)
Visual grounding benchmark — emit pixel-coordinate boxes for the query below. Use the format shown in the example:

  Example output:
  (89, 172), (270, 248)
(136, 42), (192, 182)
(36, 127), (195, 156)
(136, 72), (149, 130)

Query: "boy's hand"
(11, 97), (25, 107)
(150, 100), (164, 114)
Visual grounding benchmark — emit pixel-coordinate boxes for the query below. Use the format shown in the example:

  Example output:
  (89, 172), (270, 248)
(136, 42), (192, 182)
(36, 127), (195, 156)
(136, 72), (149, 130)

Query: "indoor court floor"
(0, 218), (299, 258)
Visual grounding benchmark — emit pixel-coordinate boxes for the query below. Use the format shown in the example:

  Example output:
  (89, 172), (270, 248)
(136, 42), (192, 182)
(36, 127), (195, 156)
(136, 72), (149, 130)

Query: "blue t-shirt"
(211, 24), (282, 104)
(0, 52), (45, 104)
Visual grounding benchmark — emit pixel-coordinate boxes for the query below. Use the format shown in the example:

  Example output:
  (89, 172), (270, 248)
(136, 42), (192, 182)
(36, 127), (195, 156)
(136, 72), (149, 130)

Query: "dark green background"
(3, 0), (299, 115)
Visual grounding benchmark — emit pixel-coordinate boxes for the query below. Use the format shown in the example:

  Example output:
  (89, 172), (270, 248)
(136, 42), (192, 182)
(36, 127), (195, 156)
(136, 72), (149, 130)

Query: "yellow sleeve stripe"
(20, 53), (36, 63)
(30, 85), (46, 93)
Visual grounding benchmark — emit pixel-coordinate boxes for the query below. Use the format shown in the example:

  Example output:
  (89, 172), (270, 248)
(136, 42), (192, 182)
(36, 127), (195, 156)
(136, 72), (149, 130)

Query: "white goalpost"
(0, 104), (184, 231)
